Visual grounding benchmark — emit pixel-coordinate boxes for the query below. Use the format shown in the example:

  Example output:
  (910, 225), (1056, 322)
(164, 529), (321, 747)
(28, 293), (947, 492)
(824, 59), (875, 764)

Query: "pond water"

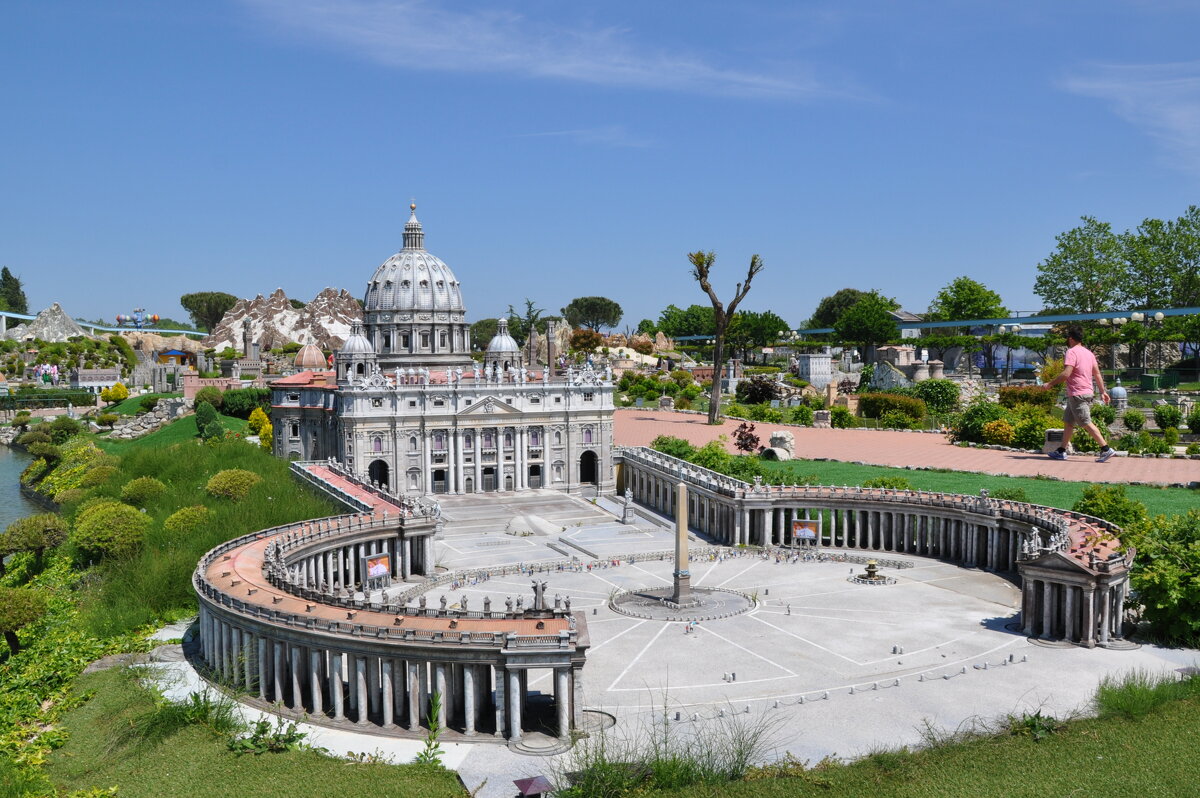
(0, 445), (42, 529)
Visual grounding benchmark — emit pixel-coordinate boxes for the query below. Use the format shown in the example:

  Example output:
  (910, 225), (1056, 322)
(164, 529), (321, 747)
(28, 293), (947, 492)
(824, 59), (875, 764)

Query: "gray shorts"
(1064, 394), (1094, 426)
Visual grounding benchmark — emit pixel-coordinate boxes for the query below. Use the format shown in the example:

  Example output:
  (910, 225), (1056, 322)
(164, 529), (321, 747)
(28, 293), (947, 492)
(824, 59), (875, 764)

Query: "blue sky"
(3, 1), (1199, 331)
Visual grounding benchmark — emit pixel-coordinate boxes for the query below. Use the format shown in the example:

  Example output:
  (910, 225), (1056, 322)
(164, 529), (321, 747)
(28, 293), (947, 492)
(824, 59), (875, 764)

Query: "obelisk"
(672, 481), (692, 605)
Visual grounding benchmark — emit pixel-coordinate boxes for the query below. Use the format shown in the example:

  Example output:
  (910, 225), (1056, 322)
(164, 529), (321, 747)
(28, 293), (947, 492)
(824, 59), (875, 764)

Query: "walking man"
(1042, 324), (1115, 462)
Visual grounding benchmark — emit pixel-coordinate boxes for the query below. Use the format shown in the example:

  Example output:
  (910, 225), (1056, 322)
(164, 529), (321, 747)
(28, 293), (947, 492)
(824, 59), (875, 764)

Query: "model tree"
(0, 267), (29, 314)
(562, 296), (623, 332)
(0, 587), (47, 655)
(689, 251), (764, 424)
(180, 291), (239, 332)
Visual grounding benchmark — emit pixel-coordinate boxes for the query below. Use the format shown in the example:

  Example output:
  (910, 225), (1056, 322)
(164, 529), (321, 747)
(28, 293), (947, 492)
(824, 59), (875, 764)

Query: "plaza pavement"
(614, 408), (1200, 487)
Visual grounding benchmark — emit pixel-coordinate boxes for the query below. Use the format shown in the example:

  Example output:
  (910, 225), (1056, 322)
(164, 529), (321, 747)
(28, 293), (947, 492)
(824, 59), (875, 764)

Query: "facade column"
(556, 667), (571, 739)
(408, 661), (421, 731)
(494, 665), (506, 738)
(290, 644), (304, 709)
(434, 663), (449, 730)
(1064, 585), (1076, 643)
(507, 668), (522, 741)
(422, 433), (433, 494)
(1082, 587), (1096, 647)
(463, 664), (477, 735)
(272, 640), (286, 702)
(355, 655), (369, 724)
(1099, 587), (1111, 646)
(243, 630), (255, 691)
(401, 538), (411, 580)
(257, 636), (268, 700)
(571, 666), (584, 730)
(1022, 581), (1036, 636)
(330, 652), (345, 720)
(1041, 581), (1054, 639)
(381, 659), (395, 727)
(454, 430), (464, 494)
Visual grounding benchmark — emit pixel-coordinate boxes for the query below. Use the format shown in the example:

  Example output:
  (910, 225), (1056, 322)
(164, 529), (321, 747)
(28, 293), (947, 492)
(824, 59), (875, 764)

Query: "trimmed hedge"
(858, 392), (927, 421)
(998, 385), (1056, 409)
(205, 468), (262, 501)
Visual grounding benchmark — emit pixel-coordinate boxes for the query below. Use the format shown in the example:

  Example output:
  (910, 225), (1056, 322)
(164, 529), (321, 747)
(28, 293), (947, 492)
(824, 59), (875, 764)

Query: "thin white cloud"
(517, 125), (650, 149)
(239, 0), (829, 99)
(1062, 60), (1200, 174)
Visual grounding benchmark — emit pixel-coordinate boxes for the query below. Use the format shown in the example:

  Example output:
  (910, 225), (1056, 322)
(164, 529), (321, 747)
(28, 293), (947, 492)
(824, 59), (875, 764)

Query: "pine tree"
(0, 268), (28, 314)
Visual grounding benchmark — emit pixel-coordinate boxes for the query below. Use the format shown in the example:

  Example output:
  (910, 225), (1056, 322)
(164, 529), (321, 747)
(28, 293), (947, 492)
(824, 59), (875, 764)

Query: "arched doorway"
(579, 450), (598, 484)
(368, 459), (390, 489)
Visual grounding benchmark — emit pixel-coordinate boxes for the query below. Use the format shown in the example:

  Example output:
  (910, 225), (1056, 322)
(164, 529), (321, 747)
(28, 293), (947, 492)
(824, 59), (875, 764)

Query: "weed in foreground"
(1094, 668), (1200, 721)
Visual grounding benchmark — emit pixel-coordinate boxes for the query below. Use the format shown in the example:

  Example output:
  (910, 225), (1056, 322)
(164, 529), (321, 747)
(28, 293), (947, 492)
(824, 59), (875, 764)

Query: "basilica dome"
(363, 207), (465, 314)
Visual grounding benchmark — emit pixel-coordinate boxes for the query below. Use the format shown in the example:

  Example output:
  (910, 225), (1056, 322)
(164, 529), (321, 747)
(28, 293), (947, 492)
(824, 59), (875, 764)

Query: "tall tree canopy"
(689, 250), (764, 424)
(1034, 217), (1127, 314)
(727, 310), (791, 358)
(180, 291), (239, 331)
(806, 288), (897, 329)
(0, 267), (28, 314)
(926, 276), (1008, 329)
(834, 291), (899, 358)
(562, 296), (623, 331)
(470, 318), (499, 351)
(506, 299), (544, 347)
(656, 304), (716, 339)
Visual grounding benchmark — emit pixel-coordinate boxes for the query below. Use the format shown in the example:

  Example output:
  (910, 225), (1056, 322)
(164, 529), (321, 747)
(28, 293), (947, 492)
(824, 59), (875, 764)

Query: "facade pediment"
(1023, 550), (1095, 574)
(459, 396), (521, 416)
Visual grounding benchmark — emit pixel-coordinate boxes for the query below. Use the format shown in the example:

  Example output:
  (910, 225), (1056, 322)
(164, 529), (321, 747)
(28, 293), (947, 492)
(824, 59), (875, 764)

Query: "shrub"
(787, 404), (814, 426)
(733, 422), (760, 453)
(1090, 402), (1116, 427)
(100, 382), (129, 405)
(982, 419), (1015, 446)
(195, 402), (222, 440)
(989, 486), (1029, 502)
(1126, 510), (1200, 641)
(164, 505), (211, 535)
(0, 513), (69, 562)
(1186, 443), (1200, 456)
(950, 398), (1010, 443)
(744, 404), (783, 423)
(1039, 358), (1064, 384)
(120, 476), (167, 508)
(96, 412), (119, 429)
(206, 468), (262, 501)
(223, 387), (271, 419)
(247, 407), (270, 434)
(735, 376), (781, 406)
(911, 378), (960, 414)
(26, 441), (61, 463)
(1071, 429), (1100, 452)
(1072, 484), (1148, 533)
(879, 409), (918, 430)
(805, 393), (826, 410)
(1152, 403), (1183, 430)
(861, 476), (913, 490)
(1188, 409), (1200, 435)
(1123, 411), (1145, 431)
(858, 392), (926, 421)
(1164, 426), (1180, 446)
(259, 421), (273, 452)
(194, 386), (224, 410)
(830, 406), (857, 428)
(0, 587), (48, 654)
(49, 415), (83, 443)
(139, 395), (160, 413)
(80, 465), (118, 487)
(650, 435), (696, 461)
(1012, 409), (1054, 450)
(998, 385), (1055, 409)
(15, 429), (51, 447)
(71, 499), (152, 560)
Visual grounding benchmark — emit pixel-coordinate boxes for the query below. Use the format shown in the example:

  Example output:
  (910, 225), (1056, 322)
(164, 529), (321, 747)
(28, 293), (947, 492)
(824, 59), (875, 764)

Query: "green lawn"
(661, 695), (1200, 798)
(763, 459), (1198, 518)
(102, 391), (182, 416)
(42, 668), (464, 798)
(95, 413), (249, 453)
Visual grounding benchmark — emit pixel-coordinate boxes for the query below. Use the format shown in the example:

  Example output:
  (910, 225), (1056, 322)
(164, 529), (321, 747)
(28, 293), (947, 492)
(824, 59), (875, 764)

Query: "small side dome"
(293, 343), (327, 370)
(340, 322), (375, 355)
(1110, 378), (1127, 400)
(486, 318), (520, 354)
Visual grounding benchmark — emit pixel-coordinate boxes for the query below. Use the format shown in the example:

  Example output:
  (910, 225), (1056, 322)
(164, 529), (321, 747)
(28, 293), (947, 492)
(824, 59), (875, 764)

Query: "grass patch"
(655, 684), (1200, 798)
(43, 668), (464, 798)
(1094, 668), (1200, 720)
(102, 392), (182, 417)
(95, 413), (248, 453)
(762, 459), (1197, 518)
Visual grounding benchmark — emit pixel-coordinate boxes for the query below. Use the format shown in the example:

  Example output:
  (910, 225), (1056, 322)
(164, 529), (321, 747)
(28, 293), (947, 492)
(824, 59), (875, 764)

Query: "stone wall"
(105, 397), (194, 440)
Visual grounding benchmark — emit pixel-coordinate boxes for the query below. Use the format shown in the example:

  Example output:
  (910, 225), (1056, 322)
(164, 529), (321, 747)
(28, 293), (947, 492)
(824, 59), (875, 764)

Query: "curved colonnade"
(194, 461), (587, 745)
(617, 447), (1134, 648)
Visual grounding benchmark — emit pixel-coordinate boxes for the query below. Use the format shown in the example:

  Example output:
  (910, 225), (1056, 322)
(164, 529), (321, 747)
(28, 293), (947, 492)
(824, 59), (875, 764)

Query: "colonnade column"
(556, 667), (571, 739)
(507, 668), (522, 741)
(463, 665), (477, 736)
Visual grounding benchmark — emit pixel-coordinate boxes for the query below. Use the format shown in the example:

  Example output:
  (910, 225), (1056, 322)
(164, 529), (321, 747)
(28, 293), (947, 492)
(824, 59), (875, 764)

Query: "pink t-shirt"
(1064, 344), (1098, 397)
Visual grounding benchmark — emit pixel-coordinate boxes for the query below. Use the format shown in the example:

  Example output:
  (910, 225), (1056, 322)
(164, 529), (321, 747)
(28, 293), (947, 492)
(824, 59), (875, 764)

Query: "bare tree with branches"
(689, 251), (764, 424)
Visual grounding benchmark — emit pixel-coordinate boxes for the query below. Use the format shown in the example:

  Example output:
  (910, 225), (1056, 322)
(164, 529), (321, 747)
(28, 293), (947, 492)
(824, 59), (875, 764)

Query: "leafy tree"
(96, 412), (119, 429)
(735, 375), (780, 405)
(48, 415), (82, 444)
(71, 499), (151, 560)
(732, 422), (761, 453)
(727, 310), (790, 359)
(470, 318), (499, 351)
(248, 407), (270, 434)
(1127, 510), (1200, 641)
(195, 401), (220, 440)
(0, 587), (47, 654)
(805, 288), (898, 331)
(926, 276), (1007, 330)
(569, 328), (603, 352)
(562, 296), (623, 332)
(259, 420), (273, 452)
(0, 267), (28, 314)
(656, 304), (716, 339)
(650, 435), (697, 460)
(506, 299), (545, 348)
(1072, 484), (1149, 533)
(689, 251), (765, 424)
(636, 319), (658, 335)
(834, 291), (900, 360)
(0, 513), (68, 575)
(180, 291), (239, 331)
(1034, 217), (1125, 314)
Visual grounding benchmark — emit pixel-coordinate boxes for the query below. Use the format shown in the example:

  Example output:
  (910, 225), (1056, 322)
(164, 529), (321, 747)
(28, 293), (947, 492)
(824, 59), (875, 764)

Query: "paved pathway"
(614, 409), (1200, 486)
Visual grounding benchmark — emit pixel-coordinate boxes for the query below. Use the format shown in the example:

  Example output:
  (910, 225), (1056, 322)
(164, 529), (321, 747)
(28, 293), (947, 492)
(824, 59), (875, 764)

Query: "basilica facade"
(270, 207), (615, 496)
